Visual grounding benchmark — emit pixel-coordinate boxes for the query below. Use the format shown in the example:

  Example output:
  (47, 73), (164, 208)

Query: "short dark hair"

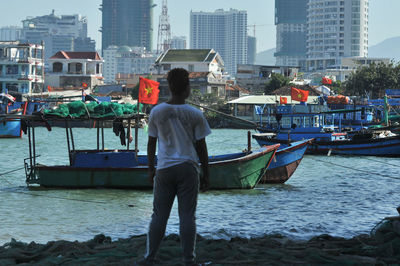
(167, 68), (189, 95)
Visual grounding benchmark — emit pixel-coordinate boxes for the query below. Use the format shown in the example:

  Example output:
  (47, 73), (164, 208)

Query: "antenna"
(157, 0), (171, 54)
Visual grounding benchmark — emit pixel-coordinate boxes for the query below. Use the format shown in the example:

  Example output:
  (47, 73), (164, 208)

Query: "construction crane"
(247, 24), (273, 37)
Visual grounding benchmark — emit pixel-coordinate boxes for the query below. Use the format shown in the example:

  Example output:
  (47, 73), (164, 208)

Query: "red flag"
(291, 87), (309, 102)
(47, 85), (52, 92)
(138, 77), (160, 105)
(322, 77), (332, 85)
(280, 96), (287, 105)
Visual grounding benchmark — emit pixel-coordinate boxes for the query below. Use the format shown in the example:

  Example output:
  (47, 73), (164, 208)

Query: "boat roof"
(227, 95), (320, 105)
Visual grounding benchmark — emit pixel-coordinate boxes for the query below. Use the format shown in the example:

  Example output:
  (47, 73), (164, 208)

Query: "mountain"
(255, 48), (276, 65)
(368, 37), (400, 62)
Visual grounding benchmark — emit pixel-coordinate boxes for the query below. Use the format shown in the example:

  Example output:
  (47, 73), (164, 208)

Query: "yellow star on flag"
(144, 86), (153, 95)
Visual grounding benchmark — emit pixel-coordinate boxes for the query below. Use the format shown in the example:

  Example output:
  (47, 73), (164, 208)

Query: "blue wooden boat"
(252, 136), (312, 183)
(0, 98), (26, 138)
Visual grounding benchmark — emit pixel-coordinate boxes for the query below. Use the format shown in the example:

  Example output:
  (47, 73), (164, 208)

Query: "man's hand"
(200, 172), (210, 192)
(148, 167), (156, 185)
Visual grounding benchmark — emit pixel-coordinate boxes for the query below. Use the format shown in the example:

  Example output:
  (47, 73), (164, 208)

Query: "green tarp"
(43, 101), (142, 118)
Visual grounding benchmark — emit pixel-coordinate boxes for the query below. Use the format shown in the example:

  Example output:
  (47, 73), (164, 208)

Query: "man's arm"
(147, 136), (157, 184)
(195, 138), (210, 191)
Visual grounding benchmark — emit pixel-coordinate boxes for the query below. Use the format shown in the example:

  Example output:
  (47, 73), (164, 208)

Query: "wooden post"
(65, 120), (71, 165)
(97, 120), (100, 151)
(28, 121), (33, 168)
(101, 121), (105, 151)
(247, 131), (251, 153)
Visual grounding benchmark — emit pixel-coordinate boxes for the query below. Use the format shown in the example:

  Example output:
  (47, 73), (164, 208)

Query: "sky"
(0, 0), (399, 52)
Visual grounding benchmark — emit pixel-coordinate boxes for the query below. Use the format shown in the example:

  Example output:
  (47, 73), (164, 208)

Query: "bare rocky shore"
(1, 217), (400, 266)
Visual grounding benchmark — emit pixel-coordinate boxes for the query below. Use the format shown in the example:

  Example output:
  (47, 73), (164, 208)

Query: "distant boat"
(253, 130), (400, 157)
(253, 136), (312, 183)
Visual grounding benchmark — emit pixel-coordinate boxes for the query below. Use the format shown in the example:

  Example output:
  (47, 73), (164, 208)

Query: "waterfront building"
(306, 0), (369, 71)
(236, 64), (299, 94)
(21, 11), (95, 64)
(170, 36), (187, 50)
(154, 49), (226, 98)
(0, 41), (44, 94)
(103, 46), (157, 84)
(101, 0), (154, 52)
(154, 49), (224, 75)
(0, 26), (22, 41)
(190, 9), (248, 75)
(45, 51), (104, 89)
(274, 0), (307, 68)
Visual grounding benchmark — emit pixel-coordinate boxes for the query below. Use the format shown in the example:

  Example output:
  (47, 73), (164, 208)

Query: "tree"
(264, 73), (290, 94)
(345, 62), (400, 98)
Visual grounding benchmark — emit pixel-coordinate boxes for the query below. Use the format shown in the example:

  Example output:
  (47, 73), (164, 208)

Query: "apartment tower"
(306, 0), (369, 71)
(101, 0), (153, 52)
(274, 0), (308, 68)
(190, 9), (248, 75)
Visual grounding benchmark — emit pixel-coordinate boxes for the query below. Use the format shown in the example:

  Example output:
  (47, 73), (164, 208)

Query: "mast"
(157, 0), (171, 54)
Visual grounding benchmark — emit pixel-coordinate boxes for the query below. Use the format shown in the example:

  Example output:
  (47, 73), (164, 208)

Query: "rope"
(0, 166), (25, 176)
(309, 157), (400, 180)
(361, 157), (400, 168)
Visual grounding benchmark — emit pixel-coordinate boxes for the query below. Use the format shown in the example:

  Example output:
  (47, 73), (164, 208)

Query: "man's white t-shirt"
(147, 103), (211, 170)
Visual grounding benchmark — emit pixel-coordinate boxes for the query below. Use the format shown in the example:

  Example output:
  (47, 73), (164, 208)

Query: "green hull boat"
(28, 144), (279, 189)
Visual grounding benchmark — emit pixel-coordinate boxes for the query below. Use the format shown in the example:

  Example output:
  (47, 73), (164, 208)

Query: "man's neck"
(167, 95), (186, 105)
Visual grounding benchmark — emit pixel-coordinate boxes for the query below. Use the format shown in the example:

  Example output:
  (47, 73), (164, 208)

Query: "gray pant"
(145, 162), (199, 265)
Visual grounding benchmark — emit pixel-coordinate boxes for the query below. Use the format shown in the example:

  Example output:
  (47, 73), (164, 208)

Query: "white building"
(0, 41), (44, 94)
(21, 11), (95, 65)
(103, 46), (157, 84)
(0, 26), (22, 41)
(190, 9), (248, 75)
(45, 51), (103, 89)
(306, 0), (369, 71)
(154, 49), (224, 75)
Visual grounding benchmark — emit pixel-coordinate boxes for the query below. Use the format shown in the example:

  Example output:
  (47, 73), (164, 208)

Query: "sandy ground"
(1, 219), (400, 265)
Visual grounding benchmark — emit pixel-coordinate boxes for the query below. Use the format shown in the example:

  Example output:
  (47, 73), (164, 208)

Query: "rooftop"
(50, 51), (102, 60)
(156, 49), (215, 63)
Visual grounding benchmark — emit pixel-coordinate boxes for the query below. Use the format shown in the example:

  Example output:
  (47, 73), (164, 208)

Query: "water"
(0, 127), (399, 245)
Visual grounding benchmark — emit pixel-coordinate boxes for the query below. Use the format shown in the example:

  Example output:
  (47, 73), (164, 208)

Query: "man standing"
(139, 68), (211, 266)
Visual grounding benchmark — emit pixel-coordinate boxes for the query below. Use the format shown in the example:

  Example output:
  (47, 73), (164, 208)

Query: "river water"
(0, 127), (399, 245)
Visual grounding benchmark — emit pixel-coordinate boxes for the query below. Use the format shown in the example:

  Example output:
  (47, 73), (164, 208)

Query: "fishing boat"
(252, 136), (312, 183)
(13, 102), (279, 190)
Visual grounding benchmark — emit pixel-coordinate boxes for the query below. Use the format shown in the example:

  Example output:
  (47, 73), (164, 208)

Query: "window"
(188, 64), (194, 72)
(53, 62), (63, 72)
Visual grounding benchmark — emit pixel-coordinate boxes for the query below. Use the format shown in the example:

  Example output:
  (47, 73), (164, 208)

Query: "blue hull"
(269, 140), (309, 170)
(0, 118), (21, 138)
(255, 138), (311, 183)
(308, 135), (400, 156)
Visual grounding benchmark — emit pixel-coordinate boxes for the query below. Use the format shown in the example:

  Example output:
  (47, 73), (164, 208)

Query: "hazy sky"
(1, 0), (399, 52)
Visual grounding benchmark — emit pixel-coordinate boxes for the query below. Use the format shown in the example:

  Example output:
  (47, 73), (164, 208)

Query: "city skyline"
(0, 0), (399, 52)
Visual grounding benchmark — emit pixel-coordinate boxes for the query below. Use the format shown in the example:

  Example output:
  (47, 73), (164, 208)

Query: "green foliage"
(264, 73), (290, 94)
(345, 62), (400, 98)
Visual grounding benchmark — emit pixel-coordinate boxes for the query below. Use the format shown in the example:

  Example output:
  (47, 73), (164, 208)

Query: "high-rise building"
(306, 0), (369, 71)
(20, 11), (95, 65)
(101, 0), (154, 53)
(190, 9), (248, 75)
(171, 36), (186, 50)
(0, 26), (22, 41)
(247, 36), (256, 65)
(274, 0), (307, 68)
(103, 46), (156, 84)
